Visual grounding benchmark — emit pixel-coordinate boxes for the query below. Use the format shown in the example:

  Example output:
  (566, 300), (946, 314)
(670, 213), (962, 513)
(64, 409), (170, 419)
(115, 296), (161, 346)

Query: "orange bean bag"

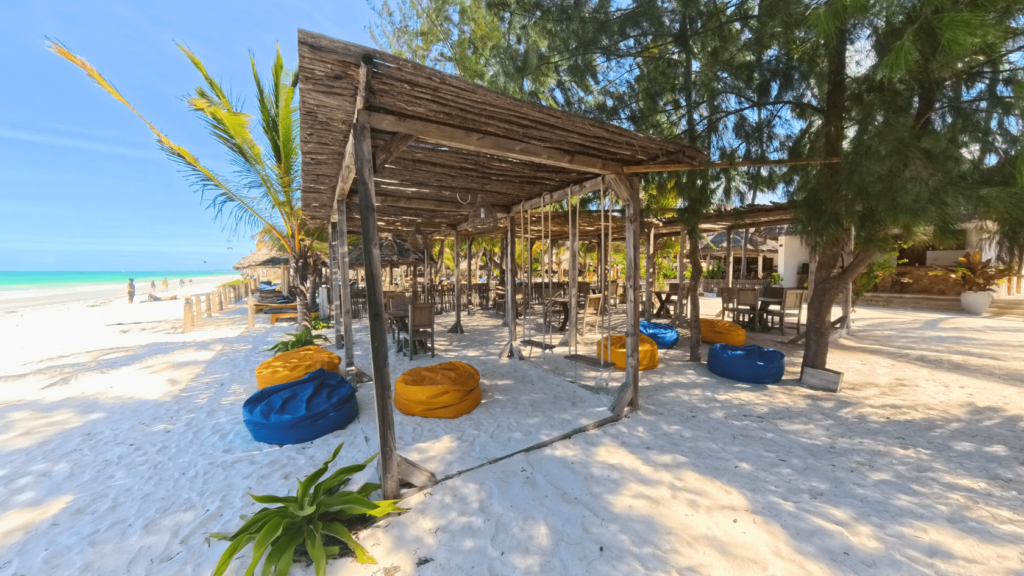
(596, 334), (659, 371)
(394, 361), (481, 419)
(700, 318), (746, 346)
(255, 345), (342, 389)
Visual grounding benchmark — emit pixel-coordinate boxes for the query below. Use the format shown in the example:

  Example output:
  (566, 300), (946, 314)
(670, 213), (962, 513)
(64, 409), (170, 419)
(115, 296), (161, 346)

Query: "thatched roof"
(297, 30), (708, 232)
(232, 246), (290, 271)
(349, 237), (427, 268)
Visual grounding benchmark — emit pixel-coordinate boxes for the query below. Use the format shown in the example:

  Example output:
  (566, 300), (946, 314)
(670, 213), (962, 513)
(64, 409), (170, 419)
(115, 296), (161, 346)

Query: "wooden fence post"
(183, 299), (194, 333)
(205, 293), (212, 315)
(247, 295), (255, 328)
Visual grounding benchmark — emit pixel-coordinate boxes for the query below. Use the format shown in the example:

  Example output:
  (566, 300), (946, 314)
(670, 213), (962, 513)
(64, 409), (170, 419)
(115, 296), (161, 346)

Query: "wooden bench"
(255, 301), (296, 313)
(270, 311), (318, 325)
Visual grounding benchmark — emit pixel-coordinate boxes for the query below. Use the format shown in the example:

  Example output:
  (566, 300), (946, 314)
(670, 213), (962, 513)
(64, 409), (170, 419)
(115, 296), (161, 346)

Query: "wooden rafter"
(358, 110), (625, 174)
(623, 158), (840, 174)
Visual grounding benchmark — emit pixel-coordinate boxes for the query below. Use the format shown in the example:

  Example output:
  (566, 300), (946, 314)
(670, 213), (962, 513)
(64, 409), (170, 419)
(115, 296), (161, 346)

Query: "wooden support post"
(598, 232), (607, 313)
(216, 289), (223, 312)
(194, 295), (203, 323)
(329, 220), (343, 349)
(499, 214), (523, 359)
(726, 228), (734, 289)
(757, 254), (764, 279)
(645, 226), (655, 321)
(247, 295), (255, 328)
(337, 198), (369, 384)
(448, 228), (464, 333)
(566, 206), (579, 350)
(205, 293), (212, 315)
(609, 175), (641, 415)
(183, 299), (194, 333)
(353, 120), (400, 500)
(676, 228), (687, 326)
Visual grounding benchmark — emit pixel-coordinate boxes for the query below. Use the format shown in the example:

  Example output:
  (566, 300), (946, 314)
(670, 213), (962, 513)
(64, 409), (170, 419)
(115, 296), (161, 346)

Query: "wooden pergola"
(297, 30), (707, 498)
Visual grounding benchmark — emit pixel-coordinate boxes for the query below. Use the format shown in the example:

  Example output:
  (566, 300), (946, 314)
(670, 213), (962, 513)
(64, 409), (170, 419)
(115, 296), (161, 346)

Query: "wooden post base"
(801, 366), (844, 393)
(345, 364), (373, 385)
(499, 341), (524, 360)
(447, 320), (464, 334)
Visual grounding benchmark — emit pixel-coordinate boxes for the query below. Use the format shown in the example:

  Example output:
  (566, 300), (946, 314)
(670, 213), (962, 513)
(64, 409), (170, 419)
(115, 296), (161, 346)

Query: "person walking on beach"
(127, 278), (136, 304)
(150, 280), (156, 292)
(179, 278), (185, 288)
(162, 278), (168, 291)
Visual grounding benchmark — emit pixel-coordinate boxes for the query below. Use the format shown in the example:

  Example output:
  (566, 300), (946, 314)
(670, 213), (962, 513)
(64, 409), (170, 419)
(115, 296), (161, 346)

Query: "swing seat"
(700, 318), (747, 347)
(521, 339), (556, 351)
(564, 354), (615, 369)
(707, 344), (785, 384)
(255, 345), (342, 390)
(640, 321), (680, 349)
(596, 334), (659, 371)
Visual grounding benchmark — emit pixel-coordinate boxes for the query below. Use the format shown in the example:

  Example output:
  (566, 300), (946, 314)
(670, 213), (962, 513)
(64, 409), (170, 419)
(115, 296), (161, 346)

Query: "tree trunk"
(686, 225), (704, 362)
(290, 246), (310, 328)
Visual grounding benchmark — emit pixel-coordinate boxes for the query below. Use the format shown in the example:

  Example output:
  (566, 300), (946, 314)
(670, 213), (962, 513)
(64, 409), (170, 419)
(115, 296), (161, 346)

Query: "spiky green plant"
(211, 443), (403, 576)
(265, 328), (330, 354)
(309, 317), (333, 331)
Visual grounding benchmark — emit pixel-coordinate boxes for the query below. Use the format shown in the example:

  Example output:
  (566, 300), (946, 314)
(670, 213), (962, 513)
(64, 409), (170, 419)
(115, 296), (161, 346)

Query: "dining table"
(385, 309), (410, 351)
(754, 296), (782, 330)
(544, 297), (571, 332)
(653, 290), (679, 318)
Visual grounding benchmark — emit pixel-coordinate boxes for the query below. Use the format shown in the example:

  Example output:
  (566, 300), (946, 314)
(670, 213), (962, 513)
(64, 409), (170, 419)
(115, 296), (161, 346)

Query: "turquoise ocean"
(0, 271), (236, 292)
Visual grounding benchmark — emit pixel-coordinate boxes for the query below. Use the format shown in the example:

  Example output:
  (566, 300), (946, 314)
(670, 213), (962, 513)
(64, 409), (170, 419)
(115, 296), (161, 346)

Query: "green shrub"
(768, 272), (783, 285)
(309, 317), (333, 330)
(702, 260), (726, 279)
(266, 328), (330, 354)
(211, 443), (404, 576)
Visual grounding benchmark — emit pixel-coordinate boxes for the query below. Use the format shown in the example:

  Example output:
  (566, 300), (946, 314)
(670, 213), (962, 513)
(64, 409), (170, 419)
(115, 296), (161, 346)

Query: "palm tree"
(49, 41), (320, 326)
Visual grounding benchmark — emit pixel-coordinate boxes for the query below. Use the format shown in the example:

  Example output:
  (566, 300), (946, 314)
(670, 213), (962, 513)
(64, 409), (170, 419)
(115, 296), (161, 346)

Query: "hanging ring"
(456, 193), (471, 204)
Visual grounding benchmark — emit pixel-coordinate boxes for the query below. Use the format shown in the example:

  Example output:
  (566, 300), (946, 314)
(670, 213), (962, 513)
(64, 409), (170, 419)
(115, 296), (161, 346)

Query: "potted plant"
(930, 250), (1013, 314)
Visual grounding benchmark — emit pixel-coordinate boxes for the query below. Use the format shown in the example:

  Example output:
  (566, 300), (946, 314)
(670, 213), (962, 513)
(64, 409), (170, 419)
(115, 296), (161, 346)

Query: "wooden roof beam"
(623, 158), (840, 174)
(374, 133), (416, 173)
(359, 110), (623, 174)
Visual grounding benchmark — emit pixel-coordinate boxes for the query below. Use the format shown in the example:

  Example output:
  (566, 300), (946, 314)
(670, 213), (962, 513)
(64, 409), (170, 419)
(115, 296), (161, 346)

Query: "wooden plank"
(801, 366), (844, 393)
(359, 110), (623, 174)
(397, 454), (437, 487)
(353, 120), (400, 500)
(623, 157), (840, 173)
(564, 354), (615, 369)
(351, 196), (502, 213)
(337, 202), (360, 374)
(374, 132), (416, 173)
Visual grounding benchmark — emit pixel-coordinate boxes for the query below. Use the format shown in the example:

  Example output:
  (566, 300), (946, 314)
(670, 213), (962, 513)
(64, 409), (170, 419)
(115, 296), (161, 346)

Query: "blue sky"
(0, 0), (376, 271)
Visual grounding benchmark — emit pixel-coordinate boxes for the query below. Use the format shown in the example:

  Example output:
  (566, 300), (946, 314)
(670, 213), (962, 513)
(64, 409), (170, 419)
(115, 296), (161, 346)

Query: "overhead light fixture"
(467, 194), (498, 234)
(381, 235), (398, 259)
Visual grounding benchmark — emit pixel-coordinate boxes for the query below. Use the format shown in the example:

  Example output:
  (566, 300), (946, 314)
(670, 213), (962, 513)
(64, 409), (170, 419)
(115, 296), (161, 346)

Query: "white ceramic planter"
(960, 290), (993, 315)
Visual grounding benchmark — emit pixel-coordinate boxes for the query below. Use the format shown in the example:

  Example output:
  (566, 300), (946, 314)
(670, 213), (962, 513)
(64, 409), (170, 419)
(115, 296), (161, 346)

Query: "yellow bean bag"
(394, 361), (481, 419)
(596, 334), (659, 371)
(700, 318), (746, 346)
(255, 345), (342, 389)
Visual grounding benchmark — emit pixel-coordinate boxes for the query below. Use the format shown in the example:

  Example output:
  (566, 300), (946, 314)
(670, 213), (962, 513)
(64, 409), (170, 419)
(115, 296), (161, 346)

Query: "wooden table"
(756, 296), (782, 331)
(545, 297), (571, 332)
(385, 309), (409, 350)
(653, 290), (678, 318)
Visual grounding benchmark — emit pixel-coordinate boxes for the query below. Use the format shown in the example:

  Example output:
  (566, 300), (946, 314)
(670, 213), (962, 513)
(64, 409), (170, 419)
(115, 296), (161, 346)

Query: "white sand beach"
(1, 287), (1023, 575)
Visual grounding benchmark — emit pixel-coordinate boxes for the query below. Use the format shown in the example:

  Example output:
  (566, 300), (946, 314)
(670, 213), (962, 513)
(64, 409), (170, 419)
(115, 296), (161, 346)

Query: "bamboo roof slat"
(298, 30), (708, 230)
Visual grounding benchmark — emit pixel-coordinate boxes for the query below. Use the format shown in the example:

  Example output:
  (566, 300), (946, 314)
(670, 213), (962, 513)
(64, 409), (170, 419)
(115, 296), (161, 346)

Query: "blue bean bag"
(243, 368), (358, 445)
(640, 321), (680, 349)
(707, 344), (786, 384)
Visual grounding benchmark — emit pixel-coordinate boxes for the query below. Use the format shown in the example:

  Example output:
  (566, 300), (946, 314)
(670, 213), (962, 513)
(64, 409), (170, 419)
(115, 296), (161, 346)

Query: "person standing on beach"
(150, 280), (156, 292)
(162, 278), (168, 291)
(127, 279), (136, 304)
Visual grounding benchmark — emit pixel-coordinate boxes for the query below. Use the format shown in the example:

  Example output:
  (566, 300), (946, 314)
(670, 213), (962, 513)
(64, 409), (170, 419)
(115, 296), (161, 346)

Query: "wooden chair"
(579, 294), (603, 336)
(766, 289), (804, 336)
(735, 288), (761, 330)
(387, 296), (410, 342)
(577, 282), (591, 307)
(401, 303), (435, 359)
(719, 287), (738, 320)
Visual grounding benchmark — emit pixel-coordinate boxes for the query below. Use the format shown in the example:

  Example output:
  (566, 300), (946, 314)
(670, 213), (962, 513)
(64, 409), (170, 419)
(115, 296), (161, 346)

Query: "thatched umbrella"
(233, 246), (290, 275)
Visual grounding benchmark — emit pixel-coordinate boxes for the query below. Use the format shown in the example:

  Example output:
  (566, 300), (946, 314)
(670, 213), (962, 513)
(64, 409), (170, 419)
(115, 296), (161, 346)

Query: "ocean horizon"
(0, 270), (237, 292)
